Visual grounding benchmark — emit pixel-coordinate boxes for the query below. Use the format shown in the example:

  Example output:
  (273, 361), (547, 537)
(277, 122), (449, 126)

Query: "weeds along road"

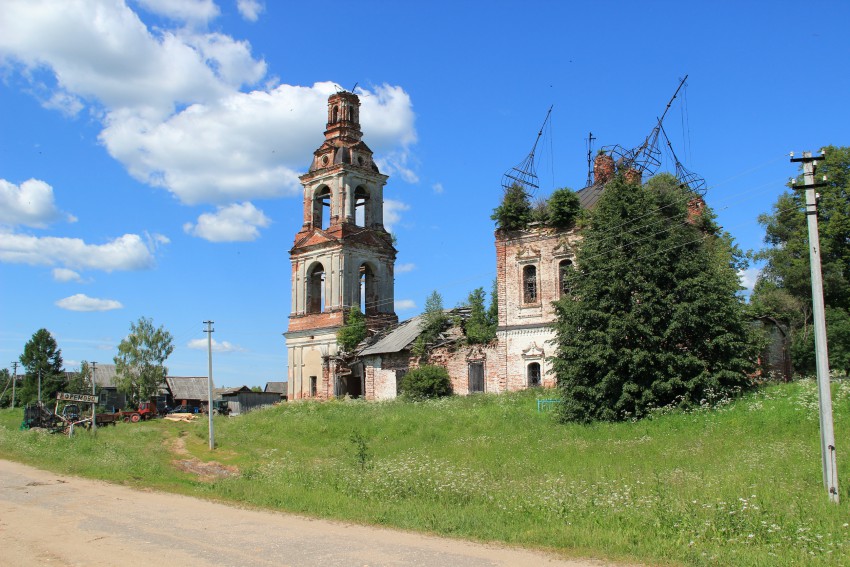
(0, 459), (626, 567)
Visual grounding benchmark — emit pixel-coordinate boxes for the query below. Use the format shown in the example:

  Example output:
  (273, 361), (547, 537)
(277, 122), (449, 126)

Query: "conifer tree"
(552, 174), (757, 422)
(19, 328), (64, 404)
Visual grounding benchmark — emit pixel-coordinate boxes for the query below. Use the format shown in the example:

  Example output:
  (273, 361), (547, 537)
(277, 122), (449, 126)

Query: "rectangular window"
(310, 376), (317, 397)
(523, 265), (538, 303)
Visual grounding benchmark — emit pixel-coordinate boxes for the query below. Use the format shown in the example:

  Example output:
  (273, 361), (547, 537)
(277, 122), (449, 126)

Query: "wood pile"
(164, 413), (199, 422)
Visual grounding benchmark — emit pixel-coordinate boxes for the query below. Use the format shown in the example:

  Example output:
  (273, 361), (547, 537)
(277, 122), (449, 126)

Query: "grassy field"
(2, 379), (850, 566)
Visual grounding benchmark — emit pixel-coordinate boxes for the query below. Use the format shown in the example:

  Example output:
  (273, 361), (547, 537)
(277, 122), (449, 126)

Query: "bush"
(399, 365), (452, 400)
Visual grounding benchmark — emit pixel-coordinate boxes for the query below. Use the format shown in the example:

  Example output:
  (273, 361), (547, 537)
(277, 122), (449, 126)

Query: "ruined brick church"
(285, 92), (616, 400)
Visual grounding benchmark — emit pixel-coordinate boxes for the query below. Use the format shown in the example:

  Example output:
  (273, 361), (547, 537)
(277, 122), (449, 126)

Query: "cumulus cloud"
(738, 267), (760, 294)
(184, 202), (271, 242)
(0, 230), (160, 271)
(56, 294), (123, 312)
(52, 268), (84, 283)
(187, 337), (244, 352)
(383, 199), (410, 233)
(0, 178), (68, 228)
(396, 263), (416, 274)
(237, 0), (264, 21)
(395, 299), (416, 311)
(0, 2), (418, 210)
(135, 0), (219, 23)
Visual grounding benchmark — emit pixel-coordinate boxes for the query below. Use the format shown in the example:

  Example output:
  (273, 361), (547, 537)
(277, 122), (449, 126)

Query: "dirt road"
(0, 459), (623, 567)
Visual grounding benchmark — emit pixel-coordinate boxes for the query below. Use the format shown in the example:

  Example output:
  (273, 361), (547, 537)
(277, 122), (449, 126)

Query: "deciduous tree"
(337, 306), (367, 353)
(114, 317), (174, 405)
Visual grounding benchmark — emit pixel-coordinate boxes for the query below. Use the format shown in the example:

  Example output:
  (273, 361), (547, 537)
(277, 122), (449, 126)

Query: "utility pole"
(204, 321), (215, 450)
(791, 150), (838, 503)
(90, 361), (97, 433)
(37, 368), (42, 406)
(11, 362), (18, 408)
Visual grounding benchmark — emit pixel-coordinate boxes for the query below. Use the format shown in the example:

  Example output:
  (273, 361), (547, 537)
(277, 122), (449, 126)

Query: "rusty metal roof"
(359, 315), (425, 356)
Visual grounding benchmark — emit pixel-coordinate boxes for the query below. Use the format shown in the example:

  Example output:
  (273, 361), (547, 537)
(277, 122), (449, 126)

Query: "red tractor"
(119, 400), (160, 423)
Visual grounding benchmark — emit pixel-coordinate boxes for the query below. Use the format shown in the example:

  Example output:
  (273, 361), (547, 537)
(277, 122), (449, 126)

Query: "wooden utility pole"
(791, 150), (838, 503)
(204, 321), (215, 450)
(90, 361), (97, 433)
(11, 362), (17, 408)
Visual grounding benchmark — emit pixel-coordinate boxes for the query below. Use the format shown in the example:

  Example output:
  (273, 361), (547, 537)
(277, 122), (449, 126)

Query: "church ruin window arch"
(523, 264), (538, 304)
(559, 259), (574, 298)
(358, 262), (378, 315)
(354, 185), (370, 227)
(527, 362), (541, 387)
(332, 105), (339, 123)
(306, 262), (326, 314)
(313, 185), (332, 230)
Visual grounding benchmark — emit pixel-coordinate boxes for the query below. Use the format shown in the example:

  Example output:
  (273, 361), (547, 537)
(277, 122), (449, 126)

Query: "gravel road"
(0, 459), (628, 567)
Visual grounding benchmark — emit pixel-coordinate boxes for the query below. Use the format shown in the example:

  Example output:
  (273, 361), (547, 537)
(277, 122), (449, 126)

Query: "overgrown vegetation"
(398, 364), (452, 399)
(114, 317), (174, 406)
(2, 381), (849, 566)
(751, 145), (850, 376)
(412, 290), (448, 357)
(492, 183), (581, 231)
(553, 173), (758, 422)
(463, 287), (497, 344)
(336, 306), (367, 353)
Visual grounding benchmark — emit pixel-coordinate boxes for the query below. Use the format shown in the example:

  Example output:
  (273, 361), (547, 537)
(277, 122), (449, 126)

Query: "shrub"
(399, 365), (452, 400)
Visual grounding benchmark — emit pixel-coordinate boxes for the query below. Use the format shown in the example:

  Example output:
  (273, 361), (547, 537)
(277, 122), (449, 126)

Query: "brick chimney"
(623, 168), (642, 185)
(593, 153), (615, 185)
(686, 196), (706, 224)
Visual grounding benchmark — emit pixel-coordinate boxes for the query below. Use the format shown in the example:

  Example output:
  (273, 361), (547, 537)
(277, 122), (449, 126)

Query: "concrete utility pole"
(90, 361), (97, 433)
(37, 368), (42, 406)
(204, 321), (215, 450)
(11, 362), (18, 408)
(791, 150), (838, 503)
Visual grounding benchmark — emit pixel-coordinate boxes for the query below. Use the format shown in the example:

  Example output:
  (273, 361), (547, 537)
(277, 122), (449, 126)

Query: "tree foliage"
(752, 145), (850, 374)
(547, 187), (581, 229)
(19, 328), (65, 405)
(399, 364), (452, 400)
(491, 183), (532, 231)
(413, 291), (449, 357)
(552, 173), (757, 423)
(464, 287), (497, 344)
(337, 306), (367, 353)
(114, 317), (174, 405)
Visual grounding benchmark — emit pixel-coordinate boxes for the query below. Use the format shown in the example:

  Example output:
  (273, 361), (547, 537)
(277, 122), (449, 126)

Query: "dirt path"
(0, 459), (630, 567)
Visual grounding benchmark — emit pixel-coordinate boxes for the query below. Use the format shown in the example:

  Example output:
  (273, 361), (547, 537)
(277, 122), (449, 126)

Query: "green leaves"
(19, 328), (64, 404)
(113, 317), (174, 405)
(337, 306), (367, 353)
(553, 174), (756, 422)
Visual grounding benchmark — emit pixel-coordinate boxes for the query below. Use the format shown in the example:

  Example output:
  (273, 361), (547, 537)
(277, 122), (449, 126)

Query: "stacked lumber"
(164, 413), (198, 422)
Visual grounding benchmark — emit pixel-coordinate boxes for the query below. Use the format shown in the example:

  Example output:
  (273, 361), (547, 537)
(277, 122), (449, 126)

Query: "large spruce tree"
(552, 173), (757, 422)
(19, 328), (65, 405)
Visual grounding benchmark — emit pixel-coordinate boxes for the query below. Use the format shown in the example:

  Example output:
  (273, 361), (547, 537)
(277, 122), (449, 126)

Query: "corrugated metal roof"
(359, 315), (425, 356)
(576, 183), (604, 209)
(167, 376), (211, 400)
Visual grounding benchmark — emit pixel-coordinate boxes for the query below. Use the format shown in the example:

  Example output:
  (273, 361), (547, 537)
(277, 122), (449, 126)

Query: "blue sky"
(1, 1), (848, 387)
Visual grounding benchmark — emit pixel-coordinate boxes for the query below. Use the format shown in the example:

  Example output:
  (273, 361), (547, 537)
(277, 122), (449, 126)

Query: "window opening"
(523, 265), (538, 303)
(313, 186), (332, 230)
(310, 376), (317, 397)
(332, 105), (338, 123)
(527, 362), (541, 387)
(359, 264), (376, 315)
(307, 264), (326, 314)
(559, 259), (573, 297)
(354, 186), (369, 227)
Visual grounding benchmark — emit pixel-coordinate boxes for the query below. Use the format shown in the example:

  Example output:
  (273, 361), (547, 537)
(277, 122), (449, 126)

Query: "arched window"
(559, 259), (573, 298)
(359, 263), (377, 315)
(313, 186), (331, 230)
(307, 263), (326, 314)
(332, 105), (339, 123)
(523, 265), (538, 304)
(527, 362), (541, 387)
(354, 185), (370, 227)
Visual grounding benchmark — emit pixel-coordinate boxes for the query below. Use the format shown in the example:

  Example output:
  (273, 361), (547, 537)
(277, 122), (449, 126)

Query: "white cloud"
(135, 0), (220, 24)
(0, 3), (418, 208)
(0, 230), (158, 271)
(187, 337), (245, 352)
(383, 199), (410, 233)
(395, 299), (416, 311)
(432, 182), (444, 194)
(184, 202), (271, 242)
(56, 294), (123, 312)
(0, 178), (67, 228)
(237, 0), (264, 21)
(396, 263), (416, 274)
(52, 268), (83, 282)
(738, 267), (760, 294)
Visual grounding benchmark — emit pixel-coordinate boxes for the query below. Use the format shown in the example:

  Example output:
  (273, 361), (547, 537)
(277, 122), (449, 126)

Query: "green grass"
(2, 379), (850, 566)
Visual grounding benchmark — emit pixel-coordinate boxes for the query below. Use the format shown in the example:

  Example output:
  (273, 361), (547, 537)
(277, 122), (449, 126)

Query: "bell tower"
(285, 91), (398, 400)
